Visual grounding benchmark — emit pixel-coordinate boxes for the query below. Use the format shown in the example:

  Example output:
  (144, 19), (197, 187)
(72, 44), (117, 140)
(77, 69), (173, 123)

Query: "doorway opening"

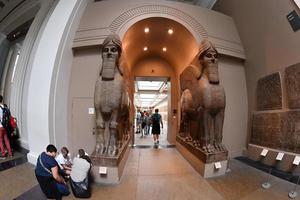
(133, 77), (170, 147)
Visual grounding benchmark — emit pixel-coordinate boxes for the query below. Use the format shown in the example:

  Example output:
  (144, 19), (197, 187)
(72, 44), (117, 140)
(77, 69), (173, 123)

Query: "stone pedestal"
(176, 136), (228, 178)
(246, 143), (300, 174)
(90, 138), (131, 184)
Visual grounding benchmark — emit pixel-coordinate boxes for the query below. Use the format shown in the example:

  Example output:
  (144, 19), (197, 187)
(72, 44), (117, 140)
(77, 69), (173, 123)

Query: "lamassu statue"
(94, 34), (130, 156)
(180, 39), (226, 153)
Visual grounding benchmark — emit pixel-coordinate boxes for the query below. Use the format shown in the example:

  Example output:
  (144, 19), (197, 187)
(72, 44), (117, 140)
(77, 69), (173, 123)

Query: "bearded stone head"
(102, 34), (122, 60)
(101, 34), (123, 80)
(198, 39), (219, 84)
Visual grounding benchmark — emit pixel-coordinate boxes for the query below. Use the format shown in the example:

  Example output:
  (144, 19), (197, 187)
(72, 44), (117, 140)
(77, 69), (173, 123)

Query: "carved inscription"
(285, 63), (300, 108)
(251, 111), (300, 153)
(257, 72), (282, 110)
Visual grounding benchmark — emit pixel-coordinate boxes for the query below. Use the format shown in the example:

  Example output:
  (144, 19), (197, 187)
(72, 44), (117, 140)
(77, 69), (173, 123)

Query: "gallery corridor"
(2, 148), (299, 200)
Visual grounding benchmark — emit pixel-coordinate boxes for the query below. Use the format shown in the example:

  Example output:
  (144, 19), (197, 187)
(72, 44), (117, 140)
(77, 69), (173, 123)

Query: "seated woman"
(35, 144), (70, 199)
(56, 146), (72, 177)
(70, 149), (91, 198)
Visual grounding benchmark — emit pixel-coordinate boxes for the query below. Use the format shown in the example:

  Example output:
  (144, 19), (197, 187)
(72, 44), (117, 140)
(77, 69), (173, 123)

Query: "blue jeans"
(56, 182), (70, 196)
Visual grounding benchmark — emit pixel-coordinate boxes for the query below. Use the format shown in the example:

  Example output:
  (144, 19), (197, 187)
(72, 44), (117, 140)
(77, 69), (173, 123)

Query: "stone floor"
(1, 148), (300, 200)
(134, 123), (169, 146)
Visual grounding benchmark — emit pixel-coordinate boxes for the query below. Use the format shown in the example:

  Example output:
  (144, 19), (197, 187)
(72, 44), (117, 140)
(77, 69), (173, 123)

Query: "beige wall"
(68, 47), (101, 156)
(74, 0), (245, 59)
(214, 0), (300, 155)
(214, 0), (300, 115)
(218, 55), (248, 157)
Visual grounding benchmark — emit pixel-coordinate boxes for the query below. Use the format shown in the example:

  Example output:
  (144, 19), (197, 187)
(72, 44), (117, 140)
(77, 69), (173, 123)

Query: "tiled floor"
(2, 148), (300, 200)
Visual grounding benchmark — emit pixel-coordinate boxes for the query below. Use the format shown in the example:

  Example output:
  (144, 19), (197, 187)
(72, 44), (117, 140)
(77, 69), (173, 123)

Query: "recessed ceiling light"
(144, 27), (149, 33)
(168, 29), (173, 34)
(143, 46), (148, 51)
(162, 47), (167, 52)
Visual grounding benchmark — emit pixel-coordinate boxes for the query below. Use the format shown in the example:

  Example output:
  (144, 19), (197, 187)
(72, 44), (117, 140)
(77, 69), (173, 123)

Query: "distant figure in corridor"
(151, 109), (163, 145)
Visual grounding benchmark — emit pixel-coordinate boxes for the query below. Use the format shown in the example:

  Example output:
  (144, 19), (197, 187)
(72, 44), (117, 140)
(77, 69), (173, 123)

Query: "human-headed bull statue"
(94, 34), (130, 156)
(180, 39), (226, 153)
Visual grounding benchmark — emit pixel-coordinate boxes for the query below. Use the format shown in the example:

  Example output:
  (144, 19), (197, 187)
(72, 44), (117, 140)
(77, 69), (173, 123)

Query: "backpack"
(0, 105), (10, 129)
(10, 116), (17, 129)
(151, 114), (160, 124)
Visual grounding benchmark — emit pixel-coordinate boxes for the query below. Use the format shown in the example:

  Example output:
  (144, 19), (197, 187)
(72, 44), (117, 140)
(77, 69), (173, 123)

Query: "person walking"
(151, 109), (163, 145)
(0, 95), (12, 159)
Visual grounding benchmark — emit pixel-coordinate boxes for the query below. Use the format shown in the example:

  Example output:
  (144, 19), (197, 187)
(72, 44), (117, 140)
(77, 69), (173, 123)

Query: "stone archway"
(110, 4), (208, 43)
(119, 16), (199, 145)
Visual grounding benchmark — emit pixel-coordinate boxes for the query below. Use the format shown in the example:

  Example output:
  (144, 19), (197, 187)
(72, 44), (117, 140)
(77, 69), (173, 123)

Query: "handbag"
(70, 177), (91, 198)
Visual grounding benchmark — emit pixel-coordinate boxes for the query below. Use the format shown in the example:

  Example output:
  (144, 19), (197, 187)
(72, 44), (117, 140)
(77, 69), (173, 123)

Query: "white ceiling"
(134, 81), (168, 108)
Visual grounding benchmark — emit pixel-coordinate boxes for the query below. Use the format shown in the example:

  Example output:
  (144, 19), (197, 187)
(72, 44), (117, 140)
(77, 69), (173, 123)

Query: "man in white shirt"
(70, 149), (91, 182)
(70, 149), (91, 198)
(55, 147), (72, 176)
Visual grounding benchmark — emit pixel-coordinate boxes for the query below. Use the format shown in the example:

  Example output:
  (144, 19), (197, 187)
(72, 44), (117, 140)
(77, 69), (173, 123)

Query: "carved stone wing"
(180, 65), (201, 92)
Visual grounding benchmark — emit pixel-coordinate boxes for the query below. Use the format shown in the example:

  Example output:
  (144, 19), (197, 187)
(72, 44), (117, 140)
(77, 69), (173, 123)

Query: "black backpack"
(1, 105), (11, 129)
(151, 114), (160, 124)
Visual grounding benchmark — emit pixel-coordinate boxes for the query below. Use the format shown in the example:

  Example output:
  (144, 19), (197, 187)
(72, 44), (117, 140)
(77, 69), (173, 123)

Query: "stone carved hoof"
(203, 144), (215, 153)
(218, 143), (226, 151)
(108, 145), (118, 156)
(109, 121), (118, 129)
(185, 137), (192, 142)
(95, 144), (106, 155)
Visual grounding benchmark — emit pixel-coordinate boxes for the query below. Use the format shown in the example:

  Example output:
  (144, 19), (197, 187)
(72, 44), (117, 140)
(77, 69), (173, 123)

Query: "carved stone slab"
(91, 136), (130, 167)
(257, 72), (282, 110)
(176, 135), (228, 163)
(285, 63), (300, 108)
(251, 111), (300, 153)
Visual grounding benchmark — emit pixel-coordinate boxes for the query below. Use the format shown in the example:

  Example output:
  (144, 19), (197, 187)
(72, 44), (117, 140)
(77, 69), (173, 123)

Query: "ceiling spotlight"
(168, 29), (173, 34)
(162, 47), (167, 52)
(144, 27), (149, 33)
(143, 46), (148, 51)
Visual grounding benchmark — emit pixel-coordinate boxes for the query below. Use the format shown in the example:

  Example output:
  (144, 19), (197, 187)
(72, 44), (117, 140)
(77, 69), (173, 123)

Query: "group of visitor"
(136, 110), (151, 137)
(35, 144), (92, 199)
(136, 108), (163, 145)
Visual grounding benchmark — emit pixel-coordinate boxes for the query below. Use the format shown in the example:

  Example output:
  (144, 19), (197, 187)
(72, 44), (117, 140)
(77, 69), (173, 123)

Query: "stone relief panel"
(251, 111), (300, 153)
(257, 72), (282, 110)
(285, 63), (300, 108)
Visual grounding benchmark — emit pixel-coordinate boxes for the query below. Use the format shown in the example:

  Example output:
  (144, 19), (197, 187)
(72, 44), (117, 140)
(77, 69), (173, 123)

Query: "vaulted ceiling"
(122, 17), (199, 72)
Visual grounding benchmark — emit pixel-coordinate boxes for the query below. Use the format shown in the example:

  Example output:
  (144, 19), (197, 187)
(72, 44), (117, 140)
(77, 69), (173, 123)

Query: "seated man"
(70, 149), (91, 198)
(35, 144), (70, 199)
(56, 146), (72, 177)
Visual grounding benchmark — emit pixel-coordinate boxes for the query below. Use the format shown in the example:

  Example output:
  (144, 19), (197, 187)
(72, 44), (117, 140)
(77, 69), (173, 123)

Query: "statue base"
(176, 135), (228, 178)
(176, 135), (228, 163)
(90, 137), (131, 184)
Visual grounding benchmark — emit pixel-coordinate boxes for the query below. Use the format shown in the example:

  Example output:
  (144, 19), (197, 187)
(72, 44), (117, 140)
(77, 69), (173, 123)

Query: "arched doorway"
(121, 17), (198, 146)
